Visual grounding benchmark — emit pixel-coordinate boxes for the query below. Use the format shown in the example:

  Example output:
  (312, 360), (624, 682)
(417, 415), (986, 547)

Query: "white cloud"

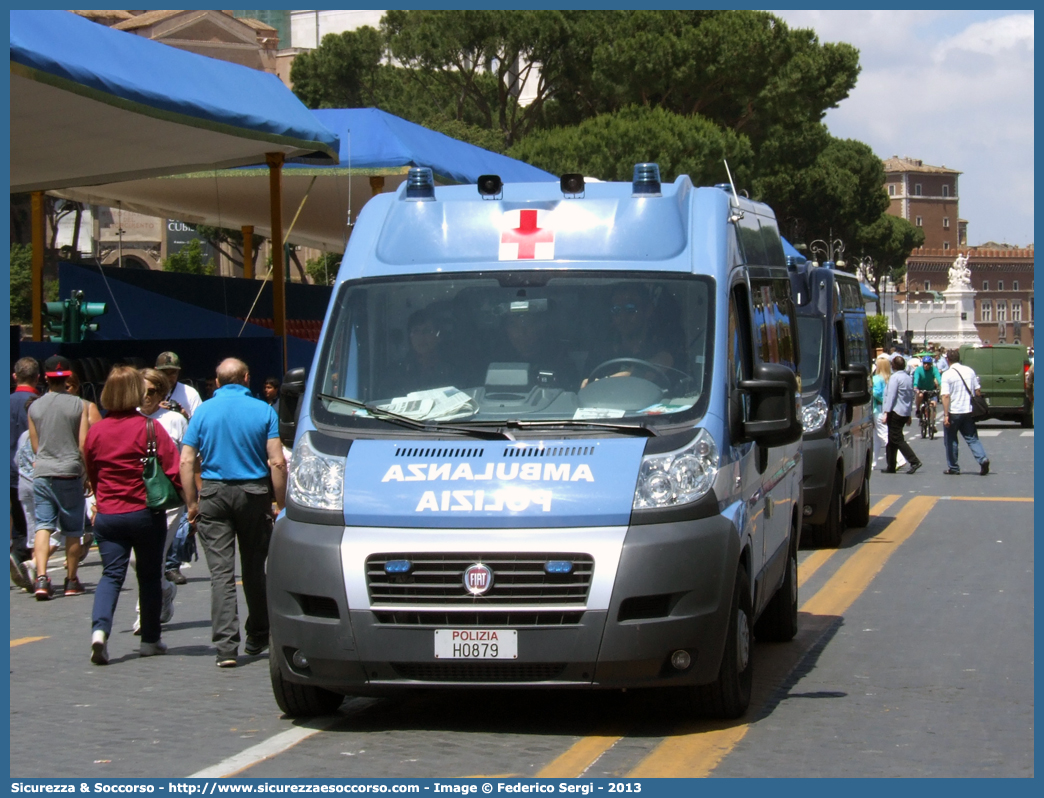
(773, 11), (1035, 247)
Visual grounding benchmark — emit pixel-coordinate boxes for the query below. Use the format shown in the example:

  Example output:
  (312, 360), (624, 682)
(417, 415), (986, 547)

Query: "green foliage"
(162, 239), (216, 276)
(867, 314), (889, 350)
(852, 214), (925, 310)
(191, 224), (262, 274)
(287, 10), (897, 248)
(755, 135), (890, 249)
(305, 253), (341, 286)
(9, 244), (57, 325)
(291, 27), (386, 109)
(509, 106), (753, 184)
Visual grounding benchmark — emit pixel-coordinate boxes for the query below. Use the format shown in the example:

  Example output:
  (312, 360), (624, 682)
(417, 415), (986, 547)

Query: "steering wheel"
(586, 357), (676, 390)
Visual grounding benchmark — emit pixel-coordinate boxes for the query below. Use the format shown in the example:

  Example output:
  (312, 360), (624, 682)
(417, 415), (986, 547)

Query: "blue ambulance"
(269, 165), (803, 719)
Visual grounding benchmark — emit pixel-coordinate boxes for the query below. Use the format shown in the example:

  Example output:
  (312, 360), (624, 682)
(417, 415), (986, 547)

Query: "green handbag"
(143, 418), (181, 510)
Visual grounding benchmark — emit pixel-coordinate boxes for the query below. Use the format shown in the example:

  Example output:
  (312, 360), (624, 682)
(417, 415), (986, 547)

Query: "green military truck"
(957, 344), (1033, 427)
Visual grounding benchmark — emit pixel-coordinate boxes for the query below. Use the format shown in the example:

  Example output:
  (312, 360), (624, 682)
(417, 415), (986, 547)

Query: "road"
(9, 421), (1034, 778)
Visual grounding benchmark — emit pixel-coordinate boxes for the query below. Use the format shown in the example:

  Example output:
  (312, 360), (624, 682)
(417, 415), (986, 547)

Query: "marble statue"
(947, 252), (971, 290)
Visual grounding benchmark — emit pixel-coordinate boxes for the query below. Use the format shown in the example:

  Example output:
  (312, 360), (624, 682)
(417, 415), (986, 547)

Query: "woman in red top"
(84, 366), (181, 665)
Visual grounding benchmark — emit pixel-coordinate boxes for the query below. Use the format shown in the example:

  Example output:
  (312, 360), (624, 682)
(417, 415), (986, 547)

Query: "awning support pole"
(31, 191), (45, 341)
(242, 225), (254, 279)
(266, 153), (287, 373)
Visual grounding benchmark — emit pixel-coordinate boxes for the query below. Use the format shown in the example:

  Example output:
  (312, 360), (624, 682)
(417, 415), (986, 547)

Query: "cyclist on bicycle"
(914, 355), (941, 430)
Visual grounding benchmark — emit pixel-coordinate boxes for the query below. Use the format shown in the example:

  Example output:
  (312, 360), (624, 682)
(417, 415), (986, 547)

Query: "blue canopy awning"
(10, 10), (340, 192)
(56, 108), (557, 250)
(303, 108), (556, 184)
(861, 283), (879, 302)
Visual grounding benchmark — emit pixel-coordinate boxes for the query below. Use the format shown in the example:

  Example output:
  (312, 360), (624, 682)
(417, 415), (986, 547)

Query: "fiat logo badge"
(463, 563), (494, 596)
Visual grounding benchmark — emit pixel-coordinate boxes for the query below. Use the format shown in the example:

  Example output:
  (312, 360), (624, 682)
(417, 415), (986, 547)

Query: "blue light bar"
(384, 559), (412, 574)
(406, 167), (435, 201)
(544, 560), (574, 575)
(632, 163), (661, 197)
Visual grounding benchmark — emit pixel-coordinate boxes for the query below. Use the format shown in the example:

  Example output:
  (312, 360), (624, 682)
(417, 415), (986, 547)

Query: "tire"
(919, 410), (928, 439)
(1021, 405), (1033, 428)
(270, 646), (344, 717)
(693, 566), (753, 719)
(818, 470), (845, 548)
(754, 522), (798, 643)
(844, 459), (871, 529)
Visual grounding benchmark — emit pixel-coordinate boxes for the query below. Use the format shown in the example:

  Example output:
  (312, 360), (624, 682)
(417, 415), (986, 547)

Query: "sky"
(772, 10), (1034, 249)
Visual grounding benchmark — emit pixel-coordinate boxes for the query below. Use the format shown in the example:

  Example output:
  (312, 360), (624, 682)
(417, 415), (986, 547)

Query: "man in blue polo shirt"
(180, 358), (286, 668)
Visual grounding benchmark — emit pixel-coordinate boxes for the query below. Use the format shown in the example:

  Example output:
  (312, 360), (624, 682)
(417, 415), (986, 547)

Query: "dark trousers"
(885, 413), (920, 472)
(195, 480), (273, 657)
(92, 509), (166, 644)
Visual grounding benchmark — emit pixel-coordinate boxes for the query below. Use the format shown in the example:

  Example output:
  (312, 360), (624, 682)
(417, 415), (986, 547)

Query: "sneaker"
(879, 468), (896, 474)
(139, 639), (168, 657)
(907, 462), (923, 475)
(63, 577), (86, 596)
(980, 460), (990, 476)
(34, 575), (52, 601)
(132, 615), (142, 636)
(90, 630), (109, 665)
(245, 636), (269, 656)
(160, 579), (177, 624)
(10, 553), (32, 591)
(943, 468), (960, 475)
(216, 655), (237, 668)
(165, 567), (187, 586)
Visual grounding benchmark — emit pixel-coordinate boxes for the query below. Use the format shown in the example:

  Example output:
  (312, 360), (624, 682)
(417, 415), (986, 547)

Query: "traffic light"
(78, 297), (107, 338)
(42, 291), (107, 343)
(44, 300), (70, 342)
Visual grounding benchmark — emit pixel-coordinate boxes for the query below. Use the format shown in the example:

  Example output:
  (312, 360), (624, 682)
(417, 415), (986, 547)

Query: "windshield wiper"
(464, 419), (658, 437)
(318, 394), (512, 440)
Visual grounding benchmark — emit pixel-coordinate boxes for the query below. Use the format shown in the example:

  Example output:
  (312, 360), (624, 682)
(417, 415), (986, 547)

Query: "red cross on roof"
(500, 209), (554, 260)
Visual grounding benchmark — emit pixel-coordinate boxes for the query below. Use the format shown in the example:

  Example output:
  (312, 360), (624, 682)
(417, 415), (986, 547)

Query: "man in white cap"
(155, 351), (202, 419)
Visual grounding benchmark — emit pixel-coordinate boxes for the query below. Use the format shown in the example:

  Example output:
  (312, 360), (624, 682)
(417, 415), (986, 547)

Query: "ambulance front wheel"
(270, 648), (345, 717)
(690, 565), (753, 719)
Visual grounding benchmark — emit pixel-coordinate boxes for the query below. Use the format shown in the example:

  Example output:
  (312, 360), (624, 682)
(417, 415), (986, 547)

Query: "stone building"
(883, 156), (965, 252)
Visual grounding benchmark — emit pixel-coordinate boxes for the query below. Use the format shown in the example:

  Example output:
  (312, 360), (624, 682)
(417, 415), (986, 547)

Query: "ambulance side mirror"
(279, 367), (307, 448)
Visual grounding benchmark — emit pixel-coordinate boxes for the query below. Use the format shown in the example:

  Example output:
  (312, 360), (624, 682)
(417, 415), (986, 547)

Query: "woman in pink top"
(83, 366), (181, 665)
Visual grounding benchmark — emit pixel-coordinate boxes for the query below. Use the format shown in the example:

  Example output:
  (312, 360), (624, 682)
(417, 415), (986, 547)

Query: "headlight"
(801, 395), (828, 433)
(633, 429), (719, 510)
(287, 432), (344, 511)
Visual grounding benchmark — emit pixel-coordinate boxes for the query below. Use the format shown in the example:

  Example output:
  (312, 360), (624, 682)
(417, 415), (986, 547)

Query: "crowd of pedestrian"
(872, 345), (990, 477)
(10, 351), (285, 669)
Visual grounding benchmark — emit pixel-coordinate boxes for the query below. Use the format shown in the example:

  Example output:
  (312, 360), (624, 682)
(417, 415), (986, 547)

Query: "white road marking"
(977, 430), (1003, 437)
(189, 714), (346, 777)
(1020, 431), (1034, 437)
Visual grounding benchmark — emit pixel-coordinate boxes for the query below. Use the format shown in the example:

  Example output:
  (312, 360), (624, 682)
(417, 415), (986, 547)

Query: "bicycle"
(918, 390), (939, 439)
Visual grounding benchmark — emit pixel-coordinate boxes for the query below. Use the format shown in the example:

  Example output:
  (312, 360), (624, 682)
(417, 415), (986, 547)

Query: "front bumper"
(267, 514), (740, 693)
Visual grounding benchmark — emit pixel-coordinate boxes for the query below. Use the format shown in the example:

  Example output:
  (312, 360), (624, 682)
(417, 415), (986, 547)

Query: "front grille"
(366, 553), (594, 606)
(391, 662), (566, 682)
(373, 611), (584, 626)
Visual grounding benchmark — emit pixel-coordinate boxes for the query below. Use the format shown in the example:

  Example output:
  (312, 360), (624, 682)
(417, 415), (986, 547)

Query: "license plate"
(434, 629), (517, 659)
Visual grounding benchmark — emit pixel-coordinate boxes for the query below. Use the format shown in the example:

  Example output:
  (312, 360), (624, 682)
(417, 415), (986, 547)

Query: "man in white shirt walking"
(939, 348), (990, 475)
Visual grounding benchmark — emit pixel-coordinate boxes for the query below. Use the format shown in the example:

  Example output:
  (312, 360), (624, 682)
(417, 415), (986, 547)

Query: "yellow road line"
(801, 495), (937, 616)
(942, 496), (1033, 502)
(11, 636), (49, 647)
(797, 494), (900, 588)
(628, 495), (938, 778)
(536, 735), (623, 777)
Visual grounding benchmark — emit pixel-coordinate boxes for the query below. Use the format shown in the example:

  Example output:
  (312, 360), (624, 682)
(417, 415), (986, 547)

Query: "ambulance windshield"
(312, 272), (714, 430)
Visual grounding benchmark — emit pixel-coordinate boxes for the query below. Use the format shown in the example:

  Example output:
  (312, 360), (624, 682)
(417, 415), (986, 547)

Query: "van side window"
(736, 215), (768, 265)
(749, 278), (797, 370)
(728, 284), (753, 434)
(843, 315), (870, 368)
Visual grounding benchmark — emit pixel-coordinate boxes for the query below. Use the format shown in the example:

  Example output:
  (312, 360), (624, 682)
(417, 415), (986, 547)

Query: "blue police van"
(790, 261), (874, 547)
(270, 165), (803, 719)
